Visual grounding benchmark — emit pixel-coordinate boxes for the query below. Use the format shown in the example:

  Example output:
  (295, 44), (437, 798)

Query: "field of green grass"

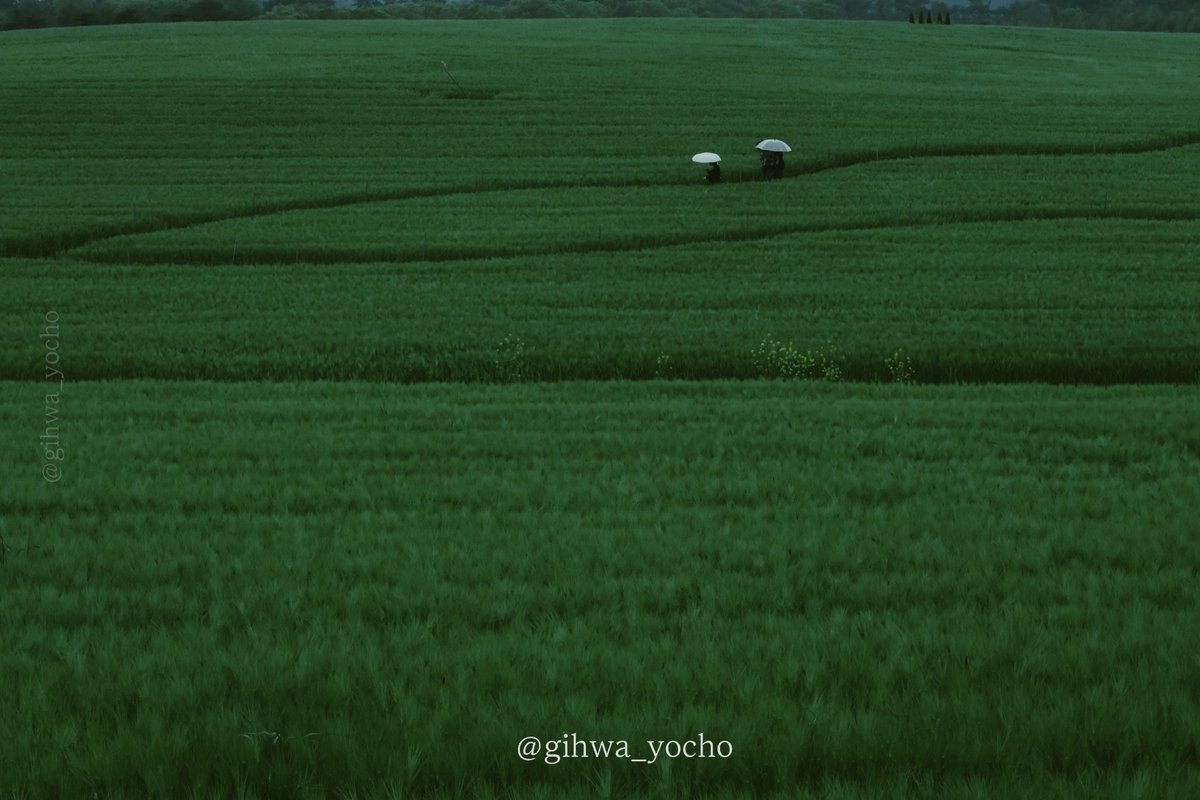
(2, 21), (1199, 383)
(5, 381), (1200, 798)
(2, 17), (1199, 799)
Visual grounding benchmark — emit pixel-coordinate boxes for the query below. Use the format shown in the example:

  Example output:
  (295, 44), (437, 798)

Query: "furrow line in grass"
(6, 130), (1199, 259)
(1, 351), (1195, 385)
(67, 208), (1200, 266)
(791, 129), (1200, 177)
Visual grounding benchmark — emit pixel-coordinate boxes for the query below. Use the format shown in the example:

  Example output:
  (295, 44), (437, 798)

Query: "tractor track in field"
(3, 130), (1199, 262)
(63, 208), (1200, 267)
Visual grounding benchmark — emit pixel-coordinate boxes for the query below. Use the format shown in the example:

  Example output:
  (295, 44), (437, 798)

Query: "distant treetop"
(1, 0), (1197, 32)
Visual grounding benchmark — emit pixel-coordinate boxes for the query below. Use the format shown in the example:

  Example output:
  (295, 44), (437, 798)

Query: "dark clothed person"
(760, 151), (784, 181)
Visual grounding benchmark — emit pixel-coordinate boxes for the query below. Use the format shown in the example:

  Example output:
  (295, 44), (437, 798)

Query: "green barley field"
(2, 18), (1199, 799)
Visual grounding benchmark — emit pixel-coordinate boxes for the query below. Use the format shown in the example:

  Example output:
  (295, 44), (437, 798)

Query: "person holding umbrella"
(759, 151), (782, 180)
(756, 138), (791, 181)
(692, 152), (722, 184)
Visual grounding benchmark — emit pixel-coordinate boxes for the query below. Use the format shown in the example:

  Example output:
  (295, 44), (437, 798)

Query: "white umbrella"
(755, 139), (792, 153)
(692, 152), (721, 164)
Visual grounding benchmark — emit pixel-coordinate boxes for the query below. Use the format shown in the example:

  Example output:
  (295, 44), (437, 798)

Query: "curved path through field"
(8, 130), (1200, 262)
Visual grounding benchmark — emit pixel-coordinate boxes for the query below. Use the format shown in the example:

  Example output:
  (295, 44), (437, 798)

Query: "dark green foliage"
(0, 0), (261, 26)
(112, 5), (142, 22)
(189, 0), (231, 20)
(941, 0), (1198, 30)
(1, 0), (1198, 30)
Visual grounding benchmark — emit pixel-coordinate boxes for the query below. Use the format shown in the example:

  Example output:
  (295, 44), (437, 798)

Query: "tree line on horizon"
(2, 0), (1198, 32)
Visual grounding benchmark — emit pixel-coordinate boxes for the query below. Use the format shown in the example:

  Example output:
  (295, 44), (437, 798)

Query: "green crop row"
(3, 380), (1199, 798)
(7, 216), (1199, 383)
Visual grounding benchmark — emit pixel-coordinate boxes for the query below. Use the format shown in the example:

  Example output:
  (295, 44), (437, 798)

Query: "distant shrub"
(263, 0), (345, 18)
(112, 5), (143, 22)
(0, 0), (1193, 31)
(503, 0), (568, 16)
(57, 0), (102, 25)
(188, 0), (227, 20)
